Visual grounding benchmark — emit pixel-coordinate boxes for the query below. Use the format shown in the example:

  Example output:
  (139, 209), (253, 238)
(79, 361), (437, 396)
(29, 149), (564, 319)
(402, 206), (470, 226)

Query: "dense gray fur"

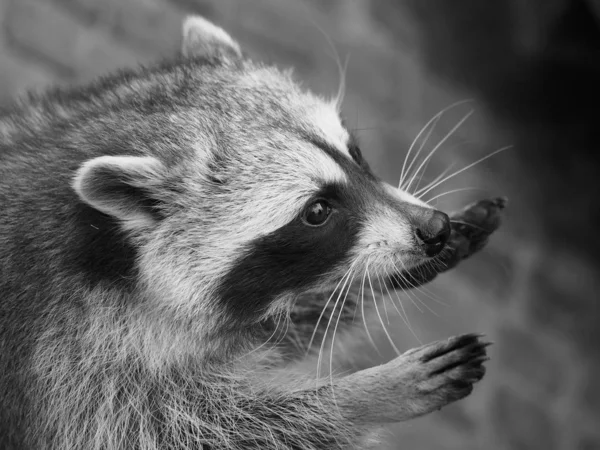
(0, 16), (504, 449)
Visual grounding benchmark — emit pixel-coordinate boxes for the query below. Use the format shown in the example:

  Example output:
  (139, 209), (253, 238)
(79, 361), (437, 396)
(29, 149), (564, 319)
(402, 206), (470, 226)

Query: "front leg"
(172, 335), (487, 449)
(389, 197), (507, 289)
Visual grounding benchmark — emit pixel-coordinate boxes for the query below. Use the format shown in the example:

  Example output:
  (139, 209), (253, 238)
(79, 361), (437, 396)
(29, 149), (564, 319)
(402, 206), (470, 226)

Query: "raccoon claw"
(410, 334), (490, 407)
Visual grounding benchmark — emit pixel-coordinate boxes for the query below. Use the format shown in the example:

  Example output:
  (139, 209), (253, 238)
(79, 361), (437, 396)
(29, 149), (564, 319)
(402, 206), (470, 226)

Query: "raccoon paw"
(448, 196), (507, 257)
(401, 333), (490, 412)
(335, 334), (490, 423)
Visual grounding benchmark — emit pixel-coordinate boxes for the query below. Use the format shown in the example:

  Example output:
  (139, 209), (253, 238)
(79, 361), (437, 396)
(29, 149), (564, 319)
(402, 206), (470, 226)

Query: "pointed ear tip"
(181, 15), (242, 58)
(182, 15), (233, 42)
(182, 15), (211, 35)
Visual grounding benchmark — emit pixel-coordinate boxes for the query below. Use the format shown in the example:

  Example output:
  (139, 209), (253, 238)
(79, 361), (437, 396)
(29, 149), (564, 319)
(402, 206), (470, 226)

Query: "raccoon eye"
(303, 200), (332, 226)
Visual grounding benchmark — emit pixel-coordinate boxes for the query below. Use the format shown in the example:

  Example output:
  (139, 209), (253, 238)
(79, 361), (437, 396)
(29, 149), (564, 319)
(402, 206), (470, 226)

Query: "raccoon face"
(72, 16), (450, 326)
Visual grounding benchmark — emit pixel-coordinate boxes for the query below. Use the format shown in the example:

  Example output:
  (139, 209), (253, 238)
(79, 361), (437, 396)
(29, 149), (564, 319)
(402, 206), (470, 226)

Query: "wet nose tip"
(415, 211), (451, 257)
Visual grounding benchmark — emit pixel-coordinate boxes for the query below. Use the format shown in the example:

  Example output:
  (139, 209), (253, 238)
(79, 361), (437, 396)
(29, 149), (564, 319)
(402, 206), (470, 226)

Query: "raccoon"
(0, 16), (506, 450)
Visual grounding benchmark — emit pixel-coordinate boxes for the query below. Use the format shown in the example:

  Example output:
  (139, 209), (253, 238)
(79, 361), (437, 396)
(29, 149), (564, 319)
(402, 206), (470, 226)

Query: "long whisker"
(381, 271), (422, 344)
(316, 260), (359, 381)
(392, 260), (427, 313)
(329, 269), (357, 408)
(399, 99), (474, 189)
(400, 114), (441, 189)
(450, 219), (492, 232)
(413, 141), (470, 194)
(335, 57), (350, 111)
(366, 266), (401, 355)
(416, 146), (511, 198)
(395, 260), (434, 306)
(361, 258), (381, 355)
(398, 261), (443, 301)
(393, 260), (446, 311)
(414, 163), (456, 197)
(306, 264), (353, 356)
(404, 110), (474, 193)
(307, 16), (348, 111)
(412, 152), (435, 195)
(352, 255), (370, 323)
(424, 187), (483, 204)
(375, 269), (391, 325)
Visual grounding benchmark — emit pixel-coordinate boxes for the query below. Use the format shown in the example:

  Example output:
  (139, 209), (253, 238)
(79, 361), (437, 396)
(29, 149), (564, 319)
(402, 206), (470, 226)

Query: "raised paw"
(388, 197), (507, 290)
(412, 333), (490, 405)
(337, 334), (491, 424)
(449, 196), (507, 255)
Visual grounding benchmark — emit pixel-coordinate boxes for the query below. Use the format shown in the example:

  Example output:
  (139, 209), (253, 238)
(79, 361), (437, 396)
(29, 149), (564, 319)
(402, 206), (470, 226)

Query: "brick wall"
(1, 1), (598, 449)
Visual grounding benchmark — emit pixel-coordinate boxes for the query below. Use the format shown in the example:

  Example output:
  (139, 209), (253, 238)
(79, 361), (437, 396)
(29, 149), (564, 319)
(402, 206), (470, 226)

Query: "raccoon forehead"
(221, 143), (349, 226)
(234, 68), (352, 159)
(178, 138), (350, 240)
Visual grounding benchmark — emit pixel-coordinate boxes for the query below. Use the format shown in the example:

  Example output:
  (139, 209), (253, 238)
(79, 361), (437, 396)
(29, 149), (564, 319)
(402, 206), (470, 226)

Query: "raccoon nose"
(414, 210), (451, 257)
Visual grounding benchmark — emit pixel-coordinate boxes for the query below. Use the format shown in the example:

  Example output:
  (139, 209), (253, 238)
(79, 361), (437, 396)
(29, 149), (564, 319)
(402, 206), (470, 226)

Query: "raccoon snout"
(413, 210), (451, 257)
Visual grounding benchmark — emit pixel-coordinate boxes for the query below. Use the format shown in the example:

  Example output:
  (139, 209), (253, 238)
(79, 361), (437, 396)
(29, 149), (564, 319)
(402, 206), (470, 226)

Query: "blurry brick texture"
(0, 0), (598, 449)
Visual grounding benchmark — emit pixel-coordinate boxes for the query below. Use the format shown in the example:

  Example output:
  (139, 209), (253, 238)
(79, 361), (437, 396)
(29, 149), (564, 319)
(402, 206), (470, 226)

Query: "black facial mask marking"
(215, 181), (364, 323)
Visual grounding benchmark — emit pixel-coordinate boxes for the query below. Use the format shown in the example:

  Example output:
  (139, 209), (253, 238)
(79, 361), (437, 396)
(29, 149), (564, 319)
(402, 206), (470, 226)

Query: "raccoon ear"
(72, 156), (166, 229)
(181, 15), (242, 61)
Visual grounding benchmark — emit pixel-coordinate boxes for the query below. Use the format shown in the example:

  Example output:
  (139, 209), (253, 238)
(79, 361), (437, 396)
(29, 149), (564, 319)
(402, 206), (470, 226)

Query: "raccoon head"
(72, 17), (450, 334)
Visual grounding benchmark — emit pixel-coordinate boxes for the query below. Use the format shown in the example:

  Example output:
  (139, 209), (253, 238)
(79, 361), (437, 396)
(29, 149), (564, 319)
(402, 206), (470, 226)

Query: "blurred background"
(1, 0), (599, 448)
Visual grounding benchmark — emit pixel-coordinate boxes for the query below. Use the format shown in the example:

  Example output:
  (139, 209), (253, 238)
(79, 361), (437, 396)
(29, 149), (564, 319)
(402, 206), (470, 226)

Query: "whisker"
(450, 219), (492, 232)
(316, 260), (359, 381)
(404, 109), (474, 194)
(424, 187), (483, 204)
(413, 140), (472, 194)
(307, 16), (348, 111)
(392, 260), (427, 313)
(311, 266), (354, 386)
(393, 260), (447, 311)
(361, 258), (381, 356)
(335, 57), (350, 111)
(414, 163), (456, 197)
(375, 270), (391, 325)
(306, 264), (353, 356)
(329, 269), (358, 409)
(381, 272), (422, 344)
(352, 256), (370, 323)
(416, 146), (512, 198)
(400, 114), (441, 189)
(402, 261), (447, 305)
(399, 279), (425, 313)
(399, 99), (474, 189)
(366, 266), (401, 355)
(351, 126), (384, 132)
(412, 153), (435, 195)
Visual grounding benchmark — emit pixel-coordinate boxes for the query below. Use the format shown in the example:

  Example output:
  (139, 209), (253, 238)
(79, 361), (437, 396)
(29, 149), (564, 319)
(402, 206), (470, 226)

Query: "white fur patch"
(305, 101), (351, 157)
(234, 69), (352, 163)
(182, 16), (242, 59)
